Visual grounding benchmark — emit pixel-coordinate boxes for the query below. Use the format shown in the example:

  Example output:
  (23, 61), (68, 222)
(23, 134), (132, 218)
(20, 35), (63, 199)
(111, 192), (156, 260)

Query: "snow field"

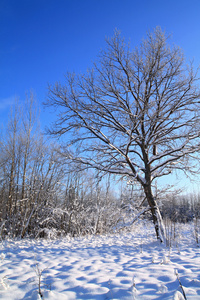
(0, 222), (200, 299)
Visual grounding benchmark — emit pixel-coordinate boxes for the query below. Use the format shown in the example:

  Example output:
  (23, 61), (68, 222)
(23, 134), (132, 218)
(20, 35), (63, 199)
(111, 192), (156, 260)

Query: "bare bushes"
(161, 193), (200, 246)
(0, 96), (65, 239)
(0, 99), (136, 238)
(0, 101), (133, 238)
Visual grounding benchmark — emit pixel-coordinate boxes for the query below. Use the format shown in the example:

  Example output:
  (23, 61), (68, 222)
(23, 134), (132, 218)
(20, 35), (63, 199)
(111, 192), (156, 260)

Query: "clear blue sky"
(1, 0), (200, 191)
(1, 0), (200, 120)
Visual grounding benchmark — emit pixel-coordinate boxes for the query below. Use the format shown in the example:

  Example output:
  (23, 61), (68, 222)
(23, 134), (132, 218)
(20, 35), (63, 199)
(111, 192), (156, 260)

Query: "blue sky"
(1, 0), (200, 124)
(1, 0), (200, 191)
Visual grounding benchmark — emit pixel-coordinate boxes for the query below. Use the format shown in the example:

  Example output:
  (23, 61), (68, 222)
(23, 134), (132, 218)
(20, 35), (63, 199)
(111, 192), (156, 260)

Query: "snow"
(0, 222), (200, 299)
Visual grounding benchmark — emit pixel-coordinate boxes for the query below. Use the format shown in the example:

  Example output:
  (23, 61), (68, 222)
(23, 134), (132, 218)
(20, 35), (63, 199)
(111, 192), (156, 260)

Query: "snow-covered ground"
(0, 222), (200, 299)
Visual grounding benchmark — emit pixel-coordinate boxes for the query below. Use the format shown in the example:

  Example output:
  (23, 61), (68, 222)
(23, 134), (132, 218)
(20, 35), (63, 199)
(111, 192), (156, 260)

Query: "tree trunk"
(144, 184), (166, 243)
(8, 155), (15, 217)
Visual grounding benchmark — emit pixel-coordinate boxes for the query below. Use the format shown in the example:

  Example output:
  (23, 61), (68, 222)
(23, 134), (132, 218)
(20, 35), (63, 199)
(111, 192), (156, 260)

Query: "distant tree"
(46, 27), (200, 242)
(0, 94), (65, 238)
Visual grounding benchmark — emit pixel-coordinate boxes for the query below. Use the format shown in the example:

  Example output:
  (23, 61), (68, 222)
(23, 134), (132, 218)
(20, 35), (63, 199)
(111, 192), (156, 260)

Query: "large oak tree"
(46, 28), (200, 242)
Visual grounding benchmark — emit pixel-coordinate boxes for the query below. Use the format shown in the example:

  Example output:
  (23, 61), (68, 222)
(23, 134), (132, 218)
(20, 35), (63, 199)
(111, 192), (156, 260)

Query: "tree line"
(1, 27), (200, 241)
(0, 96), (143, 238)
(0, 92), (199, 240)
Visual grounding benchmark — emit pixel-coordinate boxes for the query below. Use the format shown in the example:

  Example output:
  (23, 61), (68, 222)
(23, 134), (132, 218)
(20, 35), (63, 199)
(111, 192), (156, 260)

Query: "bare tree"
(46, 27), (200, 242)
(21, 92), (37, 202)
(0, 95), (66, 238)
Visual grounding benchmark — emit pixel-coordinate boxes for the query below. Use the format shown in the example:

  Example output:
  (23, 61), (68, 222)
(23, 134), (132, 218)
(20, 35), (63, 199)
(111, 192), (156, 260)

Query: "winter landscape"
(2, 2), (200, 300)
(0, 221), (200, 300)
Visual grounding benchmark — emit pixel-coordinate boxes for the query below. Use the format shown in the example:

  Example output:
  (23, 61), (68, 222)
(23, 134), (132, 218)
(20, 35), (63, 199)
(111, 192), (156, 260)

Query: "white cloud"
(0, 96), (17, 111)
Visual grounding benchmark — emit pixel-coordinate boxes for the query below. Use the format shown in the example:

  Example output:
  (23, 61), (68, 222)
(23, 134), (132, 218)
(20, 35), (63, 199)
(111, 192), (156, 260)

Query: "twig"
(175, 269), (187, 300)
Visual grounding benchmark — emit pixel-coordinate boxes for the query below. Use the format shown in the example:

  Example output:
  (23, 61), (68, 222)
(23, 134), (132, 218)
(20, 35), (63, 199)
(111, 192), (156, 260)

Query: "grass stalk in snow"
(175, 269), (187, 300)
(130, 275), (137, 299)
(107, 279), (114, 300)
(33, 261), (48, 299)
